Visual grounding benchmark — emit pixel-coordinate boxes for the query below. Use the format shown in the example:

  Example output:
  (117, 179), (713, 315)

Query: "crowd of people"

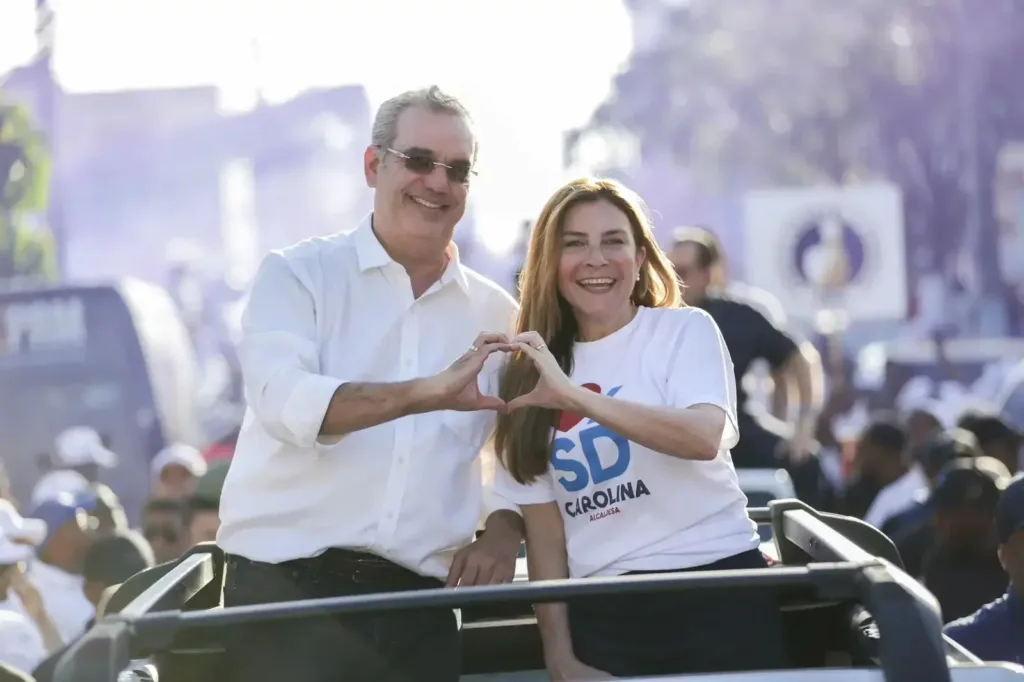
(0, 427), (229, 681)
(0, 83), (1022, 681)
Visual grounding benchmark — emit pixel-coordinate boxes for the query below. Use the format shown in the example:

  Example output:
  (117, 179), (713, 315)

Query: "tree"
(0, 99), (55, 282)
(569, 0), (1024, 277)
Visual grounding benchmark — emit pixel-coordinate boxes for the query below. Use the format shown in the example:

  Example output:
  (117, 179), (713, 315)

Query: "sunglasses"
(383, 147), (476, 185)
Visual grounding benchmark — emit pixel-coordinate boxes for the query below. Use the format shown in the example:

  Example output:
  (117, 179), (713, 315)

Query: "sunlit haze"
(0, 0), (634, 254)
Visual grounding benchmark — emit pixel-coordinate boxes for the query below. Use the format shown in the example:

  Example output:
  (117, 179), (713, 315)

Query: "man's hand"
(446, 524), (521, 587)
(425, 332), (512, 412)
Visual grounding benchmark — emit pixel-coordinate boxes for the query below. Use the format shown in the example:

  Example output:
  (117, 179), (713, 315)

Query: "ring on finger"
(536, 343), (546, 350)
(469, 345), (479, 352)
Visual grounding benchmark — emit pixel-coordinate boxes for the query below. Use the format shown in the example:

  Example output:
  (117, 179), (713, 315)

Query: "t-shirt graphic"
(552, 382), (651, 522)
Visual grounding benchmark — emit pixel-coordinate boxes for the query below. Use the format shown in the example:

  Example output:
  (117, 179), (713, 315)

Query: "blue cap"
(996, 474), (1024, 544)
(28, 492), (95, 545)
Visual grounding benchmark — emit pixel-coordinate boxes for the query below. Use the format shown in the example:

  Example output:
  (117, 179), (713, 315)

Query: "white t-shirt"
(492, 306), (759, 578)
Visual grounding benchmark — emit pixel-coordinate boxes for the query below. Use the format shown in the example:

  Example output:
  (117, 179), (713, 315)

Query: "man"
(883, 429), (980, 574)
(216, 86), (523, 682)
(149, 443), (208, 501)
(923, 460), (1009, 622)
(958, 412), (1022, 476)
(669, 227), (830, 507)
(944, 473), (1024, 662)
(48, 428), (117, 484)
(20, 496), (95, 643)
(32, 531), (154, 682)
(838, 418), (908, 520)
(861, 419), (929, 530)
(140, 499), (189, 564)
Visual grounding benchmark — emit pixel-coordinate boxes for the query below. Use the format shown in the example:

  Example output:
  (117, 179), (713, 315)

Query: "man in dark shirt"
(945, 473), (1024, 663)
(885, 429), (981, 575)
(922, 461), (1009, 623)
(958, 412), (1022, 476)
(670, 227), (831, 508)
(839, 418), (908, 520)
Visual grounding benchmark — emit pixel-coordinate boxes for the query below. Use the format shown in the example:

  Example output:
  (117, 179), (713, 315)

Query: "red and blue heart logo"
(557, 383), (601, 432)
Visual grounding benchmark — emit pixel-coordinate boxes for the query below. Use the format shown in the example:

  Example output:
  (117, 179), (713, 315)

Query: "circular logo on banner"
(785, 211), (869, 288)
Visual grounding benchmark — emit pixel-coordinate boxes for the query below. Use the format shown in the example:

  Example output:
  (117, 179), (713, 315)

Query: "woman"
(491, 178), (787, 679)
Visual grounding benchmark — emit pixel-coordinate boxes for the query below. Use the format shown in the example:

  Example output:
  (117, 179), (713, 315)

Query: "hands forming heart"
(429, 330), (582, 413)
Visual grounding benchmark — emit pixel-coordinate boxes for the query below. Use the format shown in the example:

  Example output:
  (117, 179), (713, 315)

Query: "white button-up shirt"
(217, 216), (520, 579)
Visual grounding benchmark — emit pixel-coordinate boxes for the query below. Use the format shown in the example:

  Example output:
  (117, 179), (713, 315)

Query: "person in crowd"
(186, 461), (229, 544)
(861, 418), (928, 530)
(140, 499), (189, 564)
(81, 484), (128, 539)
(19, 496), (95, 643)
(215, 85), (524, 682)
(922, 459), (1010, 622)
(903, 405), (945, 452)
(32, 531), (155, 682)
(884, 429), (981, 573)
(944, 473), (1024, 663)
(150, 443), (208, 501)
(491, 178), (786, 678)
(0, 461), (15, 509)
(29, 471), (89, 510)
(0, 610), (44, 681)
(958, 412), (1022, 476)
(0, 507), (61, 672)
(837, 418), (907, 520)
(668, 226), (831, 509)
(46, 428), (117, 484)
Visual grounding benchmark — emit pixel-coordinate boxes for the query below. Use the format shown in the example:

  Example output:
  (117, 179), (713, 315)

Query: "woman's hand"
(507, 332), (583, 412)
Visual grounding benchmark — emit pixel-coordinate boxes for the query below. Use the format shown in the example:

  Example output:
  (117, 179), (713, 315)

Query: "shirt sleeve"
(237, 252), (344, 449)
(665, 309), (740, 451)
(491, 455), (557, 506)
(747, 305), (798, 371)
(478, 290), (520, 398)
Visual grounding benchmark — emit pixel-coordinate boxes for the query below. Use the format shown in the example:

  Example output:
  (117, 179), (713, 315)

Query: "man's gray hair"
(371, 85), (476, 160)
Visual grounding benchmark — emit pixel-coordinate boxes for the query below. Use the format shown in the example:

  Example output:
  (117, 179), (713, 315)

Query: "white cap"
(0, 610), (46, 674)
(151, 443), (208, 481)
(0, 499), (46, 548)
(30, 469), (91, 507)
(54, 426), (118, 468)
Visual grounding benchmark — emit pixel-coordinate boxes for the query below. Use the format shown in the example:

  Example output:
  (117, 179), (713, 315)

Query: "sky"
(0, 0), (635, 254)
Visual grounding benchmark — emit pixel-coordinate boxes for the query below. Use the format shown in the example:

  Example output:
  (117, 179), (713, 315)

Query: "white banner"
(743, 183), (907, 322)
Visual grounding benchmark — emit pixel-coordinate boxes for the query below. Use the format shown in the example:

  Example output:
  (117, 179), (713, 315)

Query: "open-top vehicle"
(55, 499), (1024, 682)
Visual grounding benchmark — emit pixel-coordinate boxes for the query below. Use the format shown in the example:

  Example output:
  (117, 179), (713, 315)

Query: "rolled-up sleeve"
(665, 310), (740, 451)
(238, 252), (343, 448)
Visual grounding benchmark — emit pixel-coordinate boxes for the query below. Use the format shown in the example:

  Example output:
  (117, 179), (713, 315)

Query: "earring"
(636, 273), (641, 281)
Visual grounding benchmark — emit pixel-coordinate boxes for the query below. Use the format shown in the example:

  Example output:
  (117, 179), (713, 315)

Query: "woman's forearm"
(524, 506), (577, 668)
(569, 388), (726, 461)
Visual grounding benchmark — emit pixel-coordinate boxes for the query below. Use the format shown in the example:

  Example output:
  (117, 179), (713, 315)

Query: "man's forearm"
(483, 509), (525, 543)
(320, 379), (437, 436)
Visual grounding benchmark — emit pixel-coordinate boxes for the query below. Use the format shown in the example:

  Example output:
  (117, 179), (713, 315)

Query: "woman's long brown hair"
(495, 178), (683, 484)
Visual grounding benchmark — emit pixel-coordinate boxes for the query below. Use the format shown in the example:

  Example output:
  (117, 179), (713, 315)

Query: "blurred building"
(2, 64), (372, 285)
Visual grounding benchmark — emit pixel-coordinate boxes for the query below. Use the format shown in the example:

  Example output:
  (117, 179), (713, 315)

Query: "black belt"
(226, 549), (441, 588)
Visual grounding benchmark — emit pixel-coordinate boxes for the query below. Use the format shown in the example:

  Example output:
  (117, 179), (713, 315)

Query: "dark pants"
(222, 549), (460, 682)
(568, 549), (788, 676)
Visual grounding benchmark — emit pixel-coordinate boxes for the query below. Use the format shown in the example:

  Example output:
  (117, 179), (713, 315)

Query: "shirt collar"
(352, 213), (469, 295)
